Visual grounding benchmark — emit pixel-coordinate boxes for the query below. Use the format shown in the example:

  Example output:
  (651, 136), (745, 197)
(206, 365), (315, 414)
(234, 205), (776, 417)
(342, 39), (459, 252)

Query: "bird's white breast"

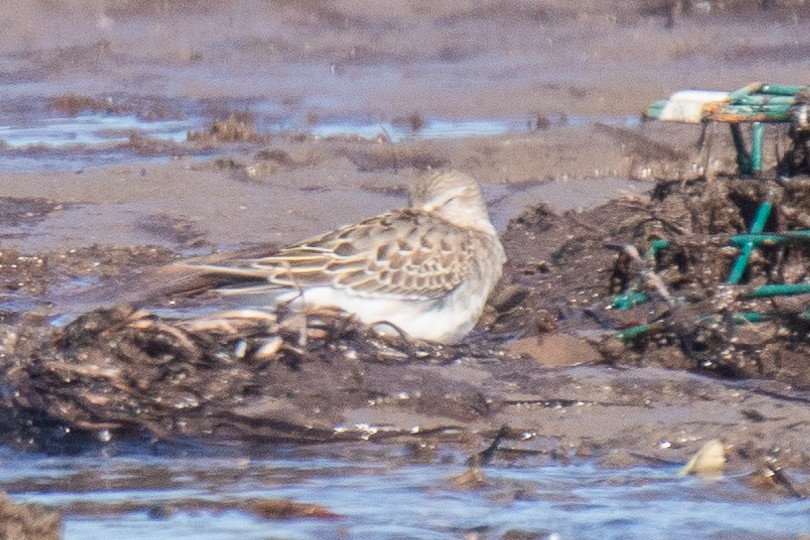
(277, 284), (479, 343)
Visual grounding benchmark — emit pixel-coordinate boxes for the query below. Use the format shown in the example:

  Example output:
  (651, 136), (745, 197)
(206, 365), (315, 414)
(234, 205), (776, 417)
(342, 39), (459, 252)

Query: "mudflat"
(0, 0), (808, 483)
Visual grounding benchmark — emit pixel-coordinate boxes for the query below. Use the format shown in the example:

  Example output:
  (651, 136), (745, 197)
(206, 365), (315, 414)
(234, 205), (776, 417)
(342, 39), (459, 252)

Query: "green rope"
(727, 201), (772, 285)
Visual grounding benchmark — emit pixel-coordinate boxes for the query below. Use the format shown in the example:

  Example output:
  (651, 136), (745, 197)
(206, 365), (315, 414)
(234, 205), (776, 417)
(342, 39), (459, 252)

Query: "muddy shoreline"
(0, 163), (808, 479)
(0, 2), (809, 536)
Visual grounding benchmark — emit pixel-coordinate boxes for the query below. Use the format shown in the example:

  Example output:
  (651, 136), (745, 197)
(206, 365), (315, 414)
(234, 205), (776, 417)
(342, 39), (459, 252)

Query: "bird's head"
(409, 170), (495, 234)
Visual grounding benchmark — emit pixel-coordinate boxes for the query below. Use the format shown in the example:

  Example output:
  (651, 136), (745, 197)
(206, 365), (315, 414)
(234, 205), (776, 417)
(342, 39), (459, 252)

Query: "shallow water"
(0, 114), (195, 149)
(307, 113), (640, 143)
(0, 97), (641, 173)
(2, 444), (807, 539)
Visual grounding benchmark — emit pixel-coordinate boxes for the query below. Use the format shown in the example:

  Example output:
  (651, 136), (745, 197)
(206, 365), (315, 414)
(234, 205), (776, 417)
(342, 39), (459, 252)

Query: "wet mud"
(0, 173), (808, 479)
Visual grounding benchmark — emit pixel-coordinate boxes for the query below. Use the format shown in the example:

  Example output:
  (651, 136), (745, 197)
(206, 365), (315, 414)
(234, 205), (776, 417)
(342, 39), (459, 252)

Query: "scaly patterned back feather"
(226, 208), (483, 301)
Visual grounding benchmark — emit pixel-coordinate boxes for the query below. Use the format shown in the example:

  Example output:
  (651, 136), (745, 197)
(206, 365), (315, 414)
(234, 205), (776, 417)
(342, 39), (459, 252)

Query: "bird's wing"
(198, 209), (476, 301)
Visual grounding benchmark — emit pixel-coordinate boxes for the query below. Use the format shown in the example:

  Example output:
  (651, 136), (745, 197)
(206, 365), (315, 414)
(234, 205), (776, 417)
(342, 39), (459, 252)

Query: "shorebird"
(192, 170), (506, 343)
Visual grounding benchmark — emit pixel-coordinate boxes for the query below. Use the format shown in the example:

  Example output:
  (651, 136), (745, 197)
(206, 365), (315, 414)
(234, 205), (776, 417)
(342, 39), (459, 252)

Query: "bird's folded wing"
(197, 210), (475, 301)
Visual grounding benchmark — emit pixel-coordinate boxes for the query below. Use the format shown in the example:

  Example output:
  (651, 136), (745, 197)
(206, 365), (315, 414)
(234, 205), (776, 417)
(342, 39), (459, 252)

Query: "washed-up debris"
(746, 460), (806, 499)
(602, 177), (810, 380)
(679, 439), (725, 476)
(498, 175), (809, 385)
(3, 303), (491, 445)
(645, 82), (810, 176)
(467, 424), (510, 467)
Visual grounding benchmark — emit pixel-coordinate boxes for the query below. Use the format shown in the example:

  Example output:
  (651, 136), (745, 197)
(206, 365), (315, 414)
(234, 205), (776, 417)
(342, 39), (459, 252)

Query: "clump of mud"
(188, 112), (267, 144)
(51, 93), (119, 117)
